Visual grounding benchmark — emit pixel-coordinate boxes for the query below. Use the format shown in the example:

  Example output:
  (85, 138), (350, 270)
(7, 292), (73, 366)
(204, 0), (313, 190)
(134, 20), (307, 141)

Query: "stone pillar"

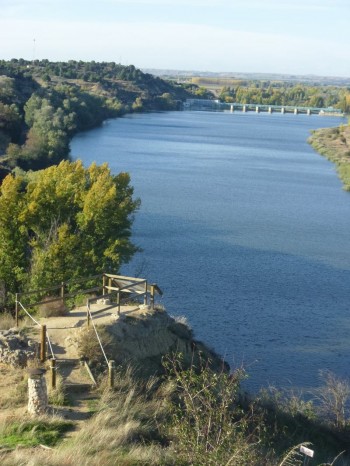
(242, 105), (247, 112)
(230, 104), (234, 113)
(307, 109), (311, 115)
(294, 108), (298, 115)
(281, 107), (285, 114)
(256, 106), (260, 113)
(268, 107), (272, 113)
(108, 360), (115, 389)
(27, 368), (48, 415)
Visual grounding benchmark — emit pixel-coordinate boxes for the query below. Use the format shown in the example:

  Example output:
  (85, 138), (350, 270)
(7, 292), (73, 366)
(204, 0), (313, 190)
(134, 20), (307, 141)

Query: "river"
(71, 110), (350, 392)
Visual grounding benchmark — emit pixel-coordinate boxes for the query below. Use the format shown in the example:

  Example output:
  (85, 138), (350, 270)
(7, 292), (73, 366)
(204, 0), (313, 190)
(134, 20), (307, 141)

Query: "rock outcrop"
(105, 308), (228, 376)
(0, 329), (37, 367)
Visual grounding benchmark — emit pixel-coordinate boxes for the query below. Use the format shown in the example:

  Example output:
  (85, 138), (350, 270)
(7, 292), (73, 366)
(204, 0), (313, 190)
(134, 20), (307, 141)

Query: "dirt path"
(37, 303), (144, 360)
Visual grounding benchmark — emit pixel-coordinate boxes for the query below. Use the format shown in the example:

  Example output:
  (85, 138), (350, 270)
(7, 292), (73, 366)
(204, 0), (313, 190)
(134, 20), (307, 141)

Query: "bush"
(163, 353), (263, 465)
(313, 370), (350, 430)
(37, 296), (67, 318)
(76, 326), (113, 364)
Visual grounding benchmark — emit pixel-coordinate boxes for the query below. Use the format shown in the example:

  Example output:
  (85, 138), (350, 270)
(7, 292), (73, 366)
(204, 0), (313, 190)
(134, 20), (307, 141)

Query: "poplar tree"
(0, 160), (140, 308)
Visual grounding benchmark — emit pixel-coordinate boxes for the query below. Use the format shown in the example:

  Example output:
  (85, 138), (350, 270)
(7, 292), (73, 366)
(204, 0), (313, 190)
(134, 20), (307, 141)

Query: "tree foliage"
(219, 83), (350, 111)
(0, 160), (140, 306)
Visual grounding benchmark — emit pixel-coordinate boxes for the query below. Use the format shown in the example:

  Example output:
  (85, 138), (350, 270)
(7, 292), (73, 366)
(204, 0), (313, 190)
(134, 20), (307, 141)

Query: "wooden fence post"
(143, 281), (148, 306)
(108, 360), (115, 388)
(102, 274), (107, 295)
(150, 284), (155, 310)
(117, 291), (120, 316)
(87, 301), (90, 327)
(60, 282), (65, 306)
(51, 358), (56, 389)
(40, 325), (46, 362)
(15, 293), (19, 327)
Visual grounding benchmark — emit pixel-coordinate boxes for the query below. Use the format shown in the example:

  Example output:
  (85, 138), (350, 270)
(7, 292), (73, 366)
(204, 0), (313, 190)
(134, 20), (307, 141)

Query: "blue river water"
(71, 111), (350, 392)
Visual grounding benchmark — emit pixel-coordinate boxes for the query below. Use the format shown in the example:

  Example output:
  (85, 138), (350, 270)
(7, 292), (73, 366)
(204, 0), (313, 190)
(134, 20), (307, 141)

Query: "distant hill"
(143, 68), (350, 86)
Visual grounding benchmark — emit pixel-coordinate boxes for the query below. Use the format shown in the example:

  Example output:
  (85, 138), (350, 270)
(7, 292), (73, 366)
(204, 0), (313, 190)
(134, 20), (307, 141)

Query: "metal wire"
(17, 300), (55, 359)
(17, 301), (41, 326)
(46, 334), (55, 359)
(87, 304), (109, 366)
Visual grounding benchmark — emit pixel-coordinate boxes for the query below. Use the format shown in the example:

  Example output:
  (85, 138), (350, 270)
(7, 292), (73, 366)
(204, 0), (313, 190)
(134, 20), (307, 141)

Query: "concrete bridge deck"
(184, 99), (344, 116)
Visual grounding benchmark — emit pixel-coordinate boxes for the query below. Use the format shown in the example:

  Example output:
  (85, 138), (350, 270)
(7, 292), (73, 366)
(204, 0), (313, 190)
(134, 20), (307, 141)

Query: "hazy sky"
(1, 0), (349, 77)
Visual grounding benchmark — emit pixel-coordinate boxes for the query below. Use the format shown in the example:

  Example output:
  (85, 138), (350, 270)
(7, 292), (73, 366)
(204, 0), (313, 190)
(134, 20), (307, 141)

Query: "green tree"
(0, 175), (28, 305)
(0, 160), (140, 307)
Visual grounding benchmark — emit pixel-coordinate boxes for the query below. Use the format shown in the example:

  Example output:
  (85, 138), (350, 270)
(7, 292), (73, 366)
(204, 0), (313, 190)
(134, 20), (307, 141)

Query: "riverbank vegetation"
(309, 123), (350, 191)
(191, 76), (350, 112)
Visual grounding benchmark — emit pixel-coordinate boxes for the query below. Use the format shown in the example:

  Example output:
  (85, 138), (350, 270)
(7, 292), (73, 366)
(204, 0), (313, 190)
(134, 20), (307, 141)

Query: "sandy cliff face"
(105, 308), (227, 376)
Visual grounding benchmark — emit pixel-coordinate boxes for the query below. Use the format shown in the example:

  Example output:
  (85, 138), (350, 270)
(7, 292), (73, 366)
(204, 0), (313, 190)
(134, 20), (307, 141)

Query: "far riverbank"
(308, 123), (350, 191)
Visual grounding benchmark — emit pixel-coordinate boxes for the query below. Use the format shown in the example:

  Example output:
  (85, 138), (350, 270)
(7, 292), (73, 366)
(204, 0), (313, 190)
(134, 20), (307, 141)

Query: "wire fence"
(86, 303), (109, 366)
(16, 300), (55, 359)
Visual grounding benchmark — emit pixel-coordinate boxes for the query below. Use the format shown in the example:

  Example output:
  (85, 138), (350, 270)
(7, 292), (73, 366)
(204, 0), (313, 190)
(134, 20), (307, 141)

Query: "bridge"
(183, 99), (344, 116)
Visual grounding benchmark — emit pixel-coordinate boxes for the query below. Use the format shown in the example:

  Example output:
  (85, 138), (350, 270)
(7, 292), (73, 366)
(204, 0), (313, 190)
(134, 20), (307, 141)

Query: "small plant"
(48, 374), (68, 407)
(278, 442), (312, 466)
(76, 326), (113, 364)
(313, 370), (350, 430)
(259, 385), (315, 421)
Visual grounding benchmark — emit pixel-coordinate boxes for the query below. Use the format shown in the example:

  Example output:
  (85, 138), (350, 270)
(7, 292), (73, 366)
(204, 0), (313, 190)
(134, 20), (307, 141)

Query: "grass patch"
(0, 416), (73, 449)
(47, 375), (69, 407)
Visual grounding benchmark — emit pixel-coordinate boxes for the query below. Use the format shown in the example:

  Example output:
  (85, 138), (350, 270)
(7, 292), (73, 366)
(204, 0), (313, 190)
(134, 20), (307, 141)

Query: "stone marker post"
(27, 368), (48, 415)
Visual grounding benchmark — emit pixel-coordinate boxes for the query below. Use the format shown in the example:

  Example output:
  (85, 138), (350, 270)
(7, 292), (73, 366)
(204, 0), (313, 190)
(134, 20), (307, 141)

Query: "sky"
(1, 0), (350, 77)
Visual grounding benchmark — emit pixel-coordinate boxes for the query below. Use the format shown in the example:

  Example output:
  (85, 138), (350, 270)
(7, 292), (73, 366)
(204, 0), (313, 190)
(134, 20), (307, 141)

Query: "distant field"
(191, 76), (248, 89)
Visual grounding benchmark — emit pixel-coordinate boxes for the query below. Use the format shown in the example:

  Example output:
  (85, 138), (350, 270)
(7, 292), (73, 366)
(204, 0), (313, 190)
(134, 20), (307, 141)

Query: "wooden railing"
(14, 273), (163, 389)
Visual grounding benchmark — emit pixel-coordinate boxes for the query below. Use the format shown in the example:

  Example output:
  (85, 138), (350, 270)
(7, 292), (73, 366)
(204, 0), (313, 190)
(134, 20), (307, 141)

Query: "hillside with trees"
(0, 60), (206, 178)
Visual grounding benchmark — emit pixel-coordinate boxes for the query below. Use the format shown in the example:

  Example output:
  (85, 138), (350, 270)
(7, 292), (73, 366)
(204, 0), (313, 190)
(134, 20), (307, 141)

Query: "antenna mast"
(32, 38), (36, 65)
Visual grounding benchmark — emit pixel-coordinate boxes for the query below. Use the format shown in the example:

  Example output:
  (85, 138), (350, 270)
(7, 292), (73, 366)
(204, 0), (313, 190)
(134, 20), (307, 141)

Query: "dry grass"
(0, 364), (28, 409)
(76, 326), (113, 364)
(0, 312), (16, 330)
(0, 368), (172, 465)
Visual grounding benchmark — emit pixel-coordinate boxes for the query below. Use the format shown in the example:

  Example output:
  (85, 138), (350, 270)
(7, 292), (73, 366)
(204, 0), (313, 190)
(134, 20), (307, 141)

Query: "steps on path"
(55, 358), (96, 392)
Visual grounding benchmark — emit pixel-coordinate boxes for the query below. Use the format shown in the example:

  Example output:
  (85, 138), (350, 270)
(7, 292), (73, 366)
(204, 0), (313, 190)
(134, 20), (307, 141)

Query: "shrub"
(313, 370), (350, 430)
(163, 353), (263, 465)
(76, 326), (113, 364)
(37, 296), (66, 318)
